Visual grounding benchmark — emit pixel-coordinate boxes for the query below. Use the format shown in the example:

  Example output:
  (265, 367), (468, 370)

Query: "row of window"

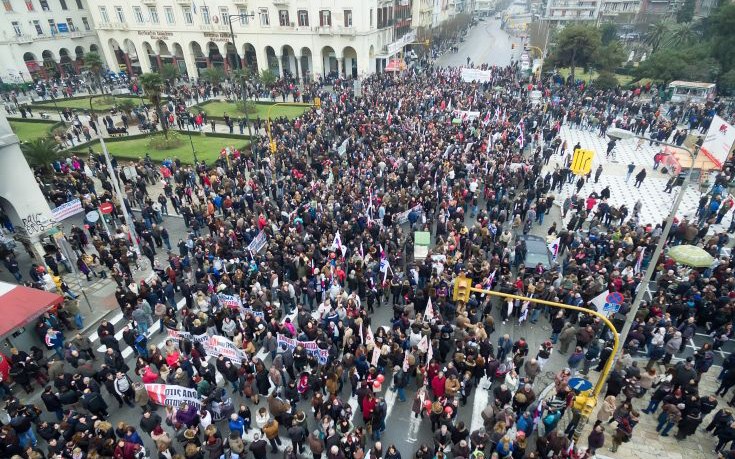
(11, 16), (90, 36)
(97, 6), (361, 29)
(3, 0), (84, 12)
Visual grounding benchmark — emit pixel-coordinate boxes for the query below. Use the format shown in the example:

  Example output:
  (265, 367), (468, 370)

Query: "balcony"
(175, 0), (189, 4)
(141, 0), (156, 4)
(99, 21), (128, 30)
(273, 0), (289, 5)
(11, 34), (34, 44)
(337, 26), (356, 36)
(317, 26), (333, 35)
(200, 24), (216, 31)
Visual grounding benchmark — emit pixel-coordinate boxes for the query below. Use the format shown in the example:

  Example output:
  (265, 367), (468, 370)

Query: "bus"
(668, 81), (716, 104)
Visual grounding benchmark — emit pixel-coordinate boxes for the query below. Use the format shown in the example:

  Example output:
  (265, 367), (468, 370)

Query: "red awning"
(0, 282), (64, 338)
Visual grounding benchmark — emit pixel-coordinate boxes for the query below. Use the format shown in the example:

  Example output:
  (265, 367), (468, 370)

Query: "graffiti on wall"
(22, 213), (54, 235)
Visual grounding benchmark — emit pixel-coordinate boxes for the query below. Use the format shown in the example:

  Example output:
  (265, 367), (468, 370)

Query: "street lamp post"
(605, 127), (699, 358)
(88, 94), (142, 257)
(180, 112), (198, 163)
(227, 12), (256, 149)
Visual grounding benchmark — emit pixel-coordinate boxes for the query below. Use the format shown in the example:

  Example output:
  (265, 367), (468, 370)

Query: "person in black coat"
(81, 388), (109, 417)
(10, 362), (32, 393)
(41, 386), (64, 420)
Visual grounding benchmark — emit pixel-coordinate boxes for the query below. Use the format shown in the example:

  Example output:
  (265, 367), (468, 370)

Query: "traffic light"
(314, 97), (321, 109)
(453, 274), (472, 303)
(269, 141), (277, 154)
(572, 390), (597, 416)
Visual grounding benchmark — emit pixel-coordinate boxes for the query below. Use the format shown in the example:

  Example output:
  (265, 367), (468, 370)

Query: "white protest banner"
(248, 231), (267, 254)
(240, 307), (265, 319)
(701, 115), (735, 169)
(460, 67), (494, 83)
(218, 293), (242, 309)
(52, 199), (83, 222)
(452, 110), (481, 121)
(277, 334), (329, 364)
(166, 329), (247, 363)
(203, 335), (248, 364)
(396, 204), (424, 225)
(145, 383), (201, 410)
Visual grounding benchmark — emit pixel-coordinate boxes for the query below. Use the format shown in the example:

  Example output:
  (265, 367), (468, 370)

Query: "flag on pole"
(548, 237), (560, 260)
(482, 111), (491, 126)
(566, 440), (575, 456)
(365, 325), (375, 347)
(359, 322), (364, 344)
(417, 335), (429, 353)
(331, 231), (342, 251)
(426, 339), (433, 366)
(191, 1), (198, 14)
(634, 248), (645, 274)
(402, 352), (410, 372)
(517, 119), (525, 149)
(424, 297), (435, 322)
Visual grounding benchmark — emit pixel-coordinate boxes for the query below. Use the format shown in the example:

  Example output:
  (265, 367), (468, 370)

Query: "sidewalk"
(571, 362), (718, 459)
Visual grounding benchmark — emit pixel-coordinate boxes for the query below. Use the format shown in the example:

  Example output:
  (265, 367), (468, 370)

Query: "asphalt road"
(435, 18), (518, 69)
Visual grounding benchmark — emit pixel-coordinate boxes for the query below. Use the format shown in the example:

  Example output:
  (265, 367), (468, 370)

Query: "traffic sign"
(605, 292), (624, 304)
(603, 302), (621, 314)
(99, 202), (114, 214)
(85, 211), (99, 223)
(568, 377), (593, 392)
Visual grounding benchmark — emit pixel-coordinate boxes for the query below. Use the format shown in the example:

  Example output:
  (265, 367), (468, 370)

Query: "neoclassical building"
(0, 0), (102, 83)
(88, 0), (415, 81)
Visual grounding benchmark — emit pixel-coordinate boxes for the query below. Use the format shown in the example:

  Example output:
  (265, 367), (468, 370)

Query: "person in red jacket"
(431, 371), (447, 399)
(113, 439), (142, 459)
(362, 392), (377, 425)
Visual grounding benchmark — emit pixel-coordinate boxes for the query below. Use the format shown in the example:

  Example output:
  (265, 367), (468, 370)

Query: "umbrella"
(668, 245), (714, 268)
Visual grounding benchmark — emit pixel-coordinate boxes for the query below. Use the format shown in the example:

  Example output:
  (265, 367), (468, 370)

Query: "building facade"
(0, 0), (101, 83)
(86, 0), (414, 81)
(542, 0), (601, 24)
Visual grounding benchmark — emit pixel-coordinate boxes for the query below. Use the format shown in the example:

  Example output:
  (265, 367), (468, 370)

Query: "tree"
(160, 63), (180, 83)
(84, 51), (105, 94)
(116, 99), (137, 116)
(139, 72), (167, 139)
(636, 45), (719, 83)
(677, 0), (696, 23)
(594, 72), (619, 90)
(710, 4), (735, 74)
(200, 67), (225, 85)
(594, 42), (626, 72)
(720, 68), (735, 93)
(547, 25), (602, 85)
(21, 137), (60, 174)
(645, 21), (671, 53)
(259, 69), (277, 88)
(600, 23), (618, 45)
(665, 22), (698, 48)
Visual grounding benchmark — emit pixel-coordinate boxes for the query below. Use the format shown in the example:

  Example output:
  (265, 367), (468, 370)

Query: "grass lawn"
(556, 67), (635, 86)
(9, 120), (56, 142)
(83, 133), (249, 164)
(33, 96), (154, 112)
(196, 101), (309, 120)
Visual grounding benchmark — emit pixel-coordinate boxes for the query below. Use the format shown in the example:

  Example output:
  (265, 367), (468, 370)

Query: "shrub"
(235, 100), (257, 114)
(147, 132), (184, 150)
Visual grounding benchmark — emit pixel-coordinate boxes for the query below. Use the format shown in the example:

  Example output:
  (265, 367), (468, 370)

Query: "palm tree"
(139, 72), (167, 138)
(84, 51), (105, 94)
(200, 67), (225, 86)
(21, 137), (60, 175)
(646, 21), (671, 53)
(666, 22), (698, 48)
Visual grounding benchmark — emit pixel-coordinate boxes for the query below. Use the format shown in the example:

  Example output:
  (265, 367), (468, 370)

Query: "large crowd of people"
(2, 59), (735, 459)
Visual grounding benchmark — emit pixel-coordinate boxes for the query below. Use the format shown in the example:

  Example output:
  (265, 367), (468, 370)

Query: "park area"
(76, 133), (249, 164)
(194, 100), (310, 120)
(31, 95), (154, 113)
(9, 119), (57, 142)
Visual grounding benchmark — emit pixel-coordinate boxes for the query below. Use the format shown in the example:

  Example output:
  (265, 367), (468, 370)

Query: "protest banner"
(51, 199), (83, 222)
(218, 293), (242, 309)
(248, 231), (267, 254)
(145, 383), (232, 421)
(166, 329), (247, 364)
(460, 68), (493, 83)
(145, 383), (201, 410)
(396, 204), (424, 225)
(277, 334), (329, 364)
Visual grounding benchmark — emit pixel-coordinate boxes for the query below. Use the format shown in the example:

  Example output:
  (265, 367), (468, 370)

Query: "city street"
(3, 7), (729, 459)
(435, 18), (519, 68)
